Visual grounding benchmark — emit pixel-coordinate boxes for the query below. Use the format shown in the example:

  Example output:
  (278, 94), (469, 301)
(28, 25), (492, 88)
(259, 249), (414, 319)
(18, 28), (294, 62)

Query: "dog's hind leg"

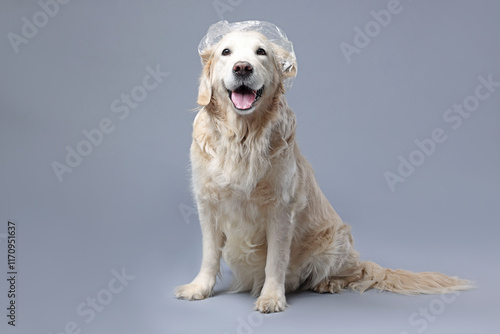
(310, 224), (364, 294)
(312, 271), (363, 294)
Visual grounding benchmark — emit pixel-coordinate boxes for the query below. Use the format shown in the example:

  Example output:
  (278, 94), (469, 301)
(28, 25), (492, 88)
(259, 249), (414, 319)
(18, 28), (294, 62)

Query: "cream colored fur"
(175, 31), (473, 313)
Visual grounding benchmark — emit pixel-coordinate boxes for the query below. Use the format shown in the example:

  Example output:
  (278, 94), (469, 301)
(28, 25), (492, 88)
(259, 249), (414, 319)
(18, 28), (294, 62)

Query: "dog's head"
(197, 23), (297, 116)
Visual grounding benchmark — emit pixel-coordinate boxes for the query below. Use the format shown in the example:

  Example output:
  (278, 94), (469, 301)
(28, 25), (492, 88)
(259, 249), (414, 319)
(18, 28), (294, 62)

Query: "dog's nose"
(233, 61), (253, 76)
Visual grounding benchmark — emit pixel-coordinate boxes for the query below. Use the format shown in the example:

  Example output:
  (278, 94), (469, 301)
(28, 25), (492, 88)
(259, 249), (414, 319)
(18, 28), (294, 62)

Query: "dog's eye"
(222, 48), (231, 56)
(256, 48), (267, 56)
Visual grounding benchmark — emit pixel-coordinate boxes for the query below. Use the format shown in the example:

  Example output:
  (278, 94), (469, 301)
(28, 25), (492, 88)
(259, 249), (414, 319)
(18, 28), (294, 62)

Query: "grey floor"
(1, 1), (499, 333)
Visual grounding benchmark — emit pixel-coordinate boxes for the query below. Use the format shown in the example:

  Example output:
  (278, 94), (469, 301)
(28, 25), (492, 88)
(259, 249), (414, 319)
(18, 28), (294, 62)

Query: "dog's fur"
(175, 30), (473, 313)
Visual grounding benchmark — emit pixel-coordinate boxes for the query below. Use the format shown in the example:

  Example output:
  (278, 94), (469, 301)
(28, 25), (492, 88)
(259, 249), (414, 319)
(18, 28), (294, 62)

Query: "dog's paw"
(313, 278), (344, 294)
(254, 293), (288, 313)
(175, 282), (213, 301)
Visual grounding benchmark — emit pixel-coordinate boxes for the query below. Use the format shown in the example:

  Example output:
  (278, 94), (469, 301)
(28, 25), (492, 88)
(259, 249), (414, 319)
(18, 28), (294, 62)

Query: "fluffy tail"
(348, 261), (475, 295)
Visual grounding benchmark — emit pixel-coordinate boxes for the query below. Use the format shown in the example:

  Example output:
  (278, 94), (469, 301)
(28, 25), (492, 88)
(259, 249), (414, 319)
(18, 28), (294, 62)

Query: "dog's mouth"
(228, 86), (264, 111)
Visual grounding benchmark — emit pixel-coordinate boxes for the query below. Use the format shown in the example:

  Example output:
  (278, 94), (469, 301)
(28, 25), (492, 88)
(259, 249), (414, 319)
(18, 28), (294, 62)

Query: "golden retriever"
(175, 22), (473, 313)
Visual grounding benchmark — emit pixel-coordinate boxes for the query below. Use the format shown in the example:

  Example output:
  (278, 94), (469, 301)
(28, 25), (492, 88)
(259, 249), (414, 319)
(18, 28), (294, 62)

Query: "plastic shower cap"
(198, 20), (297, 91)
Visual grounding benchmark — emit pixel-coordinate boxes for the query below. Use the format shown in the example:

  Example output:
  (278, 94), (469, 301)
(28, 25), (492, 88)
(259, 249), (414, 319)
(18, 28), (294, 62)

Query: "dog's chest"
(193, 130), (294, 209)
(210, 138), (272, 195)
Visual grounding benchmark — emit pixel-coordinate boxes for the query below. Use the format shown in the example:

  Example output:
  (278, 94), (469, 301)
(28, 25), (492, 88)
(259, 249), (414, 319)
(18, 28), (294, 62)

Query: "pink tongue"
(231, 90), (256, 109)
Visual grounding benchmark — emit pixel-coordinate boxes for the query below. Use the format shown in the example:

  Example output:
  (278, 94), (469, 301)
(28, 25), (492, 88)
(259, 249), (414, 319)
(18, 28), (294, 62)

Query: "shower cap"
(198, 20), (297, 91)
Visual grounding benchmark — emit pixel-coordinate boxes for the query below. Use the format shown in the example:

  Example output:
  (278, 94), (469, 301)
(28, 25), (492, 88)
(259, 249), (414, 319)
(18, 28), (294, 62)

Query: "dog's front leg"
(175, 204), (223, 300)
(255, 209), (294, 313)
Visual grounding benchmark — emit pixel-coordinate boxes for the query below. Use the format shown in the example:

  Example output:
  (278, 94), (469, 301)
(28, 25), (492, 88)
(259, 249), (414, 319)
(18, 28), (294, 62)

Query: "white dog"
(175, 21), (472, 313)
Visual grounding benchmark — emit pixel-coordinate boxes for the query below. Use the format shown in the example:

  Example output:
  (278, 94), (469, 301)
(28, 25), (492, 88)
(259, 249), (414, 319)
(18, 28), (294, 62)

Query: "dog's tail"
(348, 261), (474, 295)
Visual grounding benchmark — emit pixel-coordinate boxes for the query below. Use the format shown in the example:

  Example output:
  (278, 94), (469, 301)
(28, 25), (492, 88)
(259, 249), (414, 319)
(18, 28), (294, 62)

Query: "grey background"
(1, 0), (499, 333)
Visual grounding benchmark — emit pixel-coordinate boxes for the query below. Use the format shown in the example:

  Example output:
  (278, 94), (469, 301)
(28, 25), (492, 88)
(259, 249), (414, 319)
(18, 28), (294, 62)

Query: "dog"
(175, 21), (473, 313)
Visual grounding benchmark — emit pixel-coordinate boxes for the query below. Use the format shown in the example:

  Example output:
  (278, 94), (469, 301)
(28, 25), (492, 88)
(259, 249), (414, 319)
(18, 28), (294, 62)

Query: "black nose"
(233, 61), (253, 76)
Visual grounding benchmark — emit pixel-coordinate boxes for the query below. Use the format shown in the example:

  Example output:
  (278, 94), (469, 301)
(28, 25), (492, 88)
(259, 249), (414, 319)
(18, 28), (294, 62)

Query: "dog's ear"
(272, 45), (298, 84)
(281, 58), (297, 80)
(197, 47), (214, 106)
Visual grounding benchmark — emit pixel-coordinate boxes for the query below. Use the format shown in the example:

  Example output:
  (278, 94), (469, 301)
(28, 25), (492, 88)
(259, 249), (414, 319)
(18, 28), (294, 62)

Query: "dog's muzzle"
(228, 86), (264, 111)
